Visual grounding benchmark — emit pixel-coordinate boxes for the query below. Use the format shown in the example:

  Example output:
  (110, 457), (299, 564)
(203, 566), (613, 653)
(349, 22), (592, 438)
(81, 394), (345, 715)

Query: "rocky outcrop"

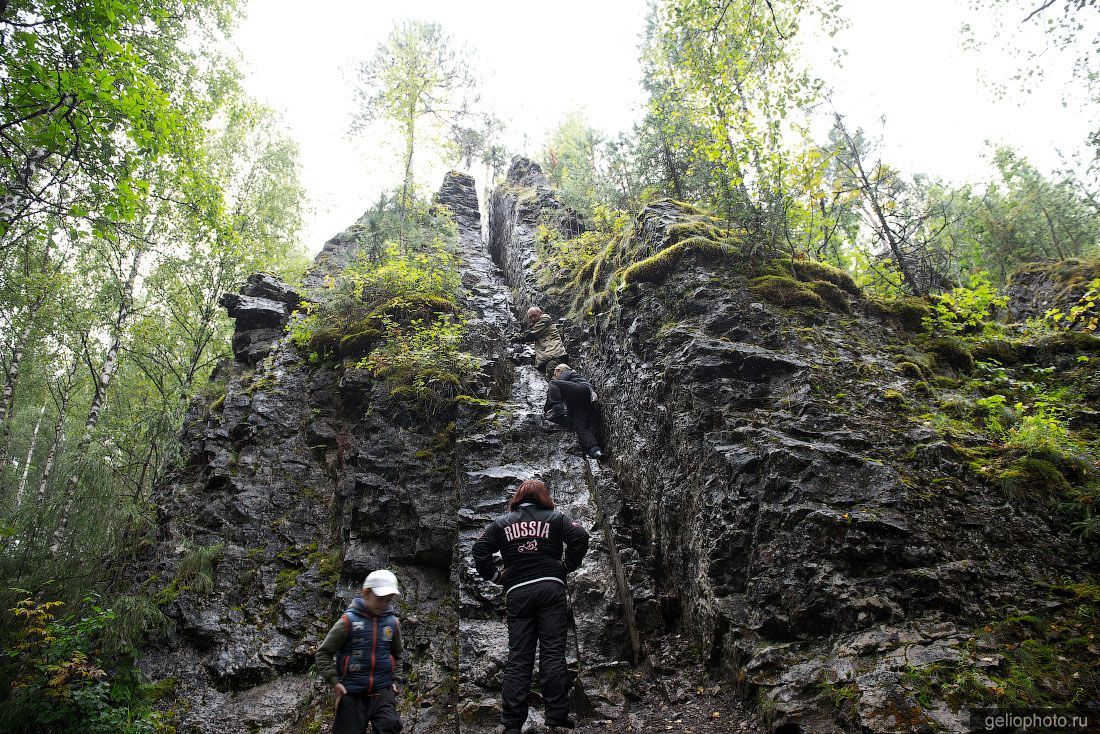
(218, 273), (302, 363)
(139, 160), (1096, 734)
(487, 159), (1098, 733)
(138, 173), (650, 733)
(1005, 258), (1100, 322)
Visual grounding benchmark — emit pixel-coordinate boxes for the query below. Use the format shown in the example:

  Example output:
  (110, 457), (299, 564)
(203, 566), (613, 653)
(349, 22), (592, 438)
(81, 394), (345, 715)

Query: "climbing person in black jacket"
(544, 363), (604, 460)
(472, 479), (590, 734)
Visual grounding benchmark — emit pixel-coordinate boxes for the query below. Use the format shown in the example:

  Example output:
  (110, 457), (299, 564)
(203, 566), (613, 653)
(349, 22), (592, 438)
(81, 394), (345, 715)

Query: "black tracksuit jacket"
(472, 502), (590, 595)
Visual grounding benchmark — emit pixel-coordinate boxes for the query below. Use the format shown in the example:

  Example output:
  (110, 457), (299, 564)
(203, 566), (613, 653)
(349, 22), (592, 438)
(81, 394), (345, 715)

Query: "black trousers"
(545, 379), (599, 454)
(502, 580), (571, 728)
(332, 687), (402, 734)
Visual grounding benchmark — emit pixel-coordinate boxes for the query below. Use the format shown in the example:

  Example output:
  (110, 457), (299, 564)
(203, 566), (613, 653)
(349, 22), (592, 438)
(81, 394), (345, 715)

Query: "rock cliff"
(136, 163), (1098, 733)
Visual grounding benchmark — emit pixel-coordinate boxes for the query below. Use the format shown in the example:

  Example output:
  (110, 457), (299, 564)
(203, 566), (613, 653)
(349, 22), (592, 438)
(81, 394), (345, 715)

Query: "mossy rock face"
(667, 220), (722, 244)
(750, 275), (825, 309)
(866, 296), (934, 332)
(308, 326), (345, 354)
(808, 280), (851, 312)
(1035, 330), (1100, 357)
(620, 238), (738, 287)
(784, 258), (862, 296)
(998, 457), (1072, 499)
(925, 337), (975, 374)
(656, 198), (711, 216)
(970, 338), (1022, 365)
(896, 361), (927, 379)
(340, 328), (383, 358)
(883, 389), (908, 407)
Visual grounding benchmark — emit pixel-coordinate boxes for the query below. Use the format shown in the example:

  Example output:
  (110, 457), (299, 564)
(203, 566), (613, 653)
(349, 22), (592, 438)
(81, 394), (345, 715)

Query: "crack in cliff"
(582, 462), (642, 668)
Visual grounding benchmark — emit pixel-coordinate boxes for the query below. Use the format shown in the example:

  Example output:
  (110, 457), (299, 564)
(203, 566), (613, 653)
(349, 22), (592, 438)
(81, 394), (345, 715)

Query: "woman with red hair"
(472, 479), (590, 733)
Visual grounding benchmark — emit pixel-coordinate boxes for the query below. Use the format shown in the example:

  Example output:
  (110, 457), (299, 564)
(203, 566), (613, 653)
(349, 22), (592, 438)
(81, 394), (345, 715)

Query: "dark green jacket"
(515, 314), (567, 365)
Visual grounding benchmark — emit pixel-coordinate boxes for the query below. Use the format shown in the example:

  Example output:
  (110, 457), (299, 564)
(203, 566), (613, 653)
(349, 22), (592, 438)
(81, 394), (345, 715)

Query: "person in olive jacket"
(472, 479), (590, 734)
(315, 570), (404, 734)
(510, 306), (569, 380)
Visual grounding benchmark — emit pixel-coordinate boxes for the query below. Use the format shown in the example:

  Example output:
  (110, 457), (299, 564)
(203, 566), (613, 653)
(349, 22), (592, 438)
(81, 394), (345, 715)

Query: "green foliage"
(924, 272), (1008, 336)
(972, 150), (1100, 281)
(351, 20), (477, 209)
(642, 0), (842, 249)
(1046, 277), (1100, 334)
(359, 314), (477, 413)
(540, 110), (608, 215)
(1006, 413), (1073, 458)
(0, 0), (306, 715)
(1, 598), (170, 733)
(975, 394), (1011, 434)
(291, 197), (462, 361)
(289, 195), (478, 412)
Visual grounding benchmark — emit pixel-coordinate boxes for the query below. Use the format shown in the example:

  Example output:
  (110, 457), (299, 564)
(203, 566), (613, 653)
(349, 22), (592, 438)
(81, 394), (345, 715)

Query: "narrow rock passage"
(445, 171), (756, 732)
(439, 172), (636, 732)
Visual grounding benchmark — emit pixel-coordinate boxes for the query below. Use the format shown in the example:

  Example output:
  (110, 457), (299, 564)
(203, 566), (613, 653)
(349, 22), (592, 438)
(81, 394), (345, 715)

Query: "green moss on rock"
(970, 338), (1023, 365)
(782, 258), (862, 296)
(897, 361), (927, 379)
(620, 237), (738, 287)
(808, 280), (851, 312)
(340, 328), (383, 358)
(750, 275), (825, 309)
(866, 296), (934, 332)
(667, 220), (721, 244)
(925, 336), (975, 373)
(998, 457), (1072, 499)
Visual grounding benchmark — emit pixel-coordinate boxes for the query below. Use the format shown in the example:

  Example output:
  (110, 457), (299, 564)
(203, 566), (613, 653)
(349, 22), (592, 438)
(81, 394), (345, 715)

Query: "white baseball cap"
(363, 569), (400, 596)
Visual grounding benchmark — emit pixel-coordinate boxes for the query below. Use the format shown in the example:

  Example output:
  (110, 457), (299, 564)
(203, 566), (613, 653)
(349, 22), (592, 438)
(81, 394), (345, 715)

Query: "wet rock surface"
(487, 159), (1097, 733)
(137, 173), (652, 733)
(137, 163), (1095, 734)
(1005, 258), (1100, 321)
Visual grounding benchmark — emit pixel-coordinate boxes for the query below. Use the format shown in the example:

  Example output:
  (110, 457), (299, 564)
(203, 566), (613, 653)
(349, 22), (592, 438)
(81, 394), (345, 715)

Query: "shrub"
(924, 272), (1007, 336)
(1045, 277), (1100, 333)
(360, 314), (478, 414)
(1, 598), (170, 733)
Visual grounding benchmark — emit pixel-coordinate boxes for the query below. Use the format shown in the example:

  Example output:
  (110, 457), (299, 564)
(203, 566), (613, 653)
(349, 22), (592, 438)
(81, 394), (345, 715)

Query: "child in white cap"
(315, 569), (403, 733)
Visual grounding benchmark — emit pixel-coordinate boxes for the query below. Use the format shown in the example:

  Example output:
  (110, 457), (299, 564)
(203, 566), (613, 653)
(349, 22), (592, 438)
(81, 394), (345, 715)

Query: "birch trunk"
(13, 402), (45, 508)
(0, 295), (44, 458)
(34, 372), (75, 515)
(50, 247), (142, 555)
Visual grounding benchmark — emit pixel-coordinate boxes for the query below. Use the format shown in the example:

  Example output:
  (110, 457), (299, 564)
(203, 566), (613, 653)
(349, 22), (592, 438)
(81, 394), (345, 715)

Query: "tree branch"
(1022, 0), (1058, 23)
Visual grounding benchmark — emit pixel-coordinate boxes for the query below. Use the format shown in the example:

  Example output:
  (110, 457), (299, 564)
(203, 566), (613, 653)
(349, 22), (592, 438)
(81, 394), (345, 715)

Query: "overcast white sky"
(233, 0), (1096, 254)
